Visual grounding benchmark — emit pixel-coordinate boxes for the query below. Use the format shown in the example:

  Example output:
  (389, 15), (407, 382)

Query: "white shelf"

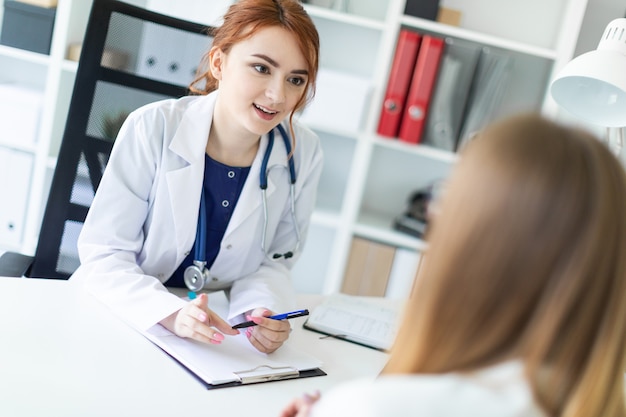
(371, 135), (458, 164)
(355, 211), (428, 251)
(304, 4), (388, 30)
(0, 44), (51, 65)
(61, 59), (79, 72)
(400, 16), (558, 60)
(304, 123), (362, 140)
(311, 209), (342, 229)
(0, 139), (37, 153)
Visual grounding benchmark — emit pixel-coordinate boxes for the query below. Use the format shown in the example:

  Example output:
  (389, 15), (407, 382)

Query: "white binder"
(135, 20), (212, 87)
(0, 147), (33, 247)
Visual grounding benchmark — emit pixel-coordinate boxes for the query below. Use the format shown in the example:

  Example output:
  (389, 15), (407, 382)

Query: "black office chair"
(0, 0), (213, 278)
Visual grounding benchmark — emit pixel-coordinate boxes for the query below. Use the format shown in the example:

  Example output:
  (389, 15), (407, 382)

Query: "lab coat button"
(184, 251), (190, 256)
(212, 276), (218, 282)
(226, 244), (232, 250)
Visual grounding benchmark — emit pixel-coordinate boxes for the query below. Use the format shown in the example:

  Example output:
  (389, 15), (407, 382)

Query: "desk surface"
(0, 278), (388, 417)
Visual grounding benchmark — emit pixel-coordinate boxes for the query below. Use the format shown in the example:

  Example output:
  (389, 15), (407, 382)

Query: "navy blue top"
(168, 154), (251, 287)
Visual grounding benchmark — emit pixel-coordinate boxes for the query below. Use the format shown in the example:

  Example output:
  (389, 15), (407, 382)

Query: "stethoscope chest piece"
(184, 260), (209, 292)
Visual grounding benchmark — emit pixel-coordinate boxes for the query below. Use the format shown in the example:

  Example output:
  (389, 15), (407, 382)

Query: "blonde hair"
(384, 113), (626, 417)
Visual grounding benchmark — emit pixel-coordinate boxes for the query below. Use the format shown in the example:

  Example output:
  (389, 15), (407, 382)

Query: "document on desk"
(303, 294), (403, 352)
(139, 292), (325, 389)
(143, 324), (324, 389)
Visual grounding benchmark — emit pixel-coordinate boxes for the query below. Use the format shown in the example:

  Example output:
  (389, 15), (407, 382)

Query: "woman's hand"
(160, 293), (239, 344)
(280, 391), (321, 417)
(244, 307), (292, 353)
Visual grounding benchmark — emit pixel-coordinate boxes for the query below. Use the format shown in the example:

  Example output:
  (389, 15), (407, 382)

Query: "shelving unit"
(0, 0), (151, 254)
(0, 0), (589, 297)
(290, 0), (589, 296)
(0, 0), (72, 252)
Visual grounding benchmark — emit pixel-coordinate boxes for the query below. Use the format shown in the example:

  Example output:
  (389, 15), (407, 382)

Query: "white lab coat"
(310, 361), (546, 417)
(70, 92), (324, 331)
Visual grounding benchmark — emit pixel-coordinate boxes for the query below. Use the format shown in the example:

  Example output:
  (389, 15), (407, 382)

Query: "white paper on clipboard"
(139, 291), (324, 387)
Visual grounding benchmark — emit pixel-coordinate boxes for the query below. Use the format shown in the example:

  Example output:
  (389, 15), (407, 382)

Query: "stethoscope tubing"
(187, 124), (301, 291)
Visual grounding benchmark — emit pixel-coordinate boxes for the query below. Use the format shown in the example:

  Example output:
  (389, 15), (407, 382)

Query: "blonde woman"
(283, 113), (626, 417)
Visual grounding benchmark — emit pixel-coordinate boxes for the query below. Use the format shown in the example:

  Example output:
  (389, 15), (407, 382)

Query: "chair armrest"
(0, 251), (34, 277)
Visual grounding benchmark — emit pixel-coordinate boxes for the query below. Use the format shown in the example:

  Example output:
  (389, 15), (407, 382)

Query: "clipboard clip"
(234, 365), (300, 384)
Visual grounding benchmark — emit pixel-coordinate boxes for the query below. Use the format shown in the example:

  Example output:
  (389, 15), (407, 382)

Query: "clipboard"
(143, 323), (326, 389)
(151, 336), (326, 389)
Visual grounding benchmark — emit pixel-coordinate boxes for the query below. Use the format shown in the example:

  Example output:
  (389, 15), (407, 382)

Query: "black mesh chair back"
(28, 0), (212, 278)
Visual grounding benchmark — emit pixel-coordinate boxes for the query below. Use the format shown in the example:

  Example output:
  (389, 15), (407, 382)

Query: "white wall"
(146, 0), (233, 26)
(574, 0), (625, 55)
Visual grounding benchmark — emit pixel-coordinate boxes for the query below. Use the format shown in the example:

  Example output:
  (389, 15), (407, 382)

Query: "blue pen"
(232, 309), (309, 329)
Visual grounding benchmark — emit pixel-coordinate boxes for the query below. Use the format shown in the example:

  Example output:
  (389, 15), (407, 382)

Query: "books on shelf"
(456, 47), (513, 151)
(398, 34), (445, 145)
(341, 237), (395, 296)
(421, 38), (481, 152)
(341, 237), (420, 299)
(376, 30), (513, 152)
(303, 293), (405, 351)
(386, 248), (422, 299)
(14, 0), (58, 7)
(403, 0), (440, 21)
(377, 29), (421, 138)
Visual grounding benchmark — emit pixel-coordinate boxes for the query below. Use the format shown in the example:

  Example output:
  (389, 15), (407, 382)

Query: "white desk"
(0, 278), (389, 417)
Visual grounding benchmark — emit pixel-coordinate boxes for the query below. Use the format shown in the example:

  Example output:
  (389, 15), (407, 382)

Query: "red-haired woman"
(72, 0), (321, 354)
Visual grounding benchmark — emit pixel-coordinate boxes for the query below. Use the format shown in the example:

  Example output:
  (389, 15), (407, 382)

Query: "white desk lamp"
(550, 18), (626, 155)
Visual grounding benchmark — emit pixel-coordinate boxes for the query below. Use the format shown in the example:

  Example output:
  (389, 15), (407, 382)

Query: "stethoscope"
(184, 124), (301, 292)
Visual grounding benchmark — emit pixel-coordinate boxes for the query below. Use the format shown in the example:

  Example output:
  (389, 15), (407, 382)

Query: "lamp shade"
(550, 18), (626, 127)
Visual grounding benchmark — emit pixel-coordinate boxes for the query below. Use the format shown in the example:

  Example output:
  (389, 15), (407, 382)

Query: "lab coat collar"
(167, 93), (215, 257)
(169, 93), (215, 163)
